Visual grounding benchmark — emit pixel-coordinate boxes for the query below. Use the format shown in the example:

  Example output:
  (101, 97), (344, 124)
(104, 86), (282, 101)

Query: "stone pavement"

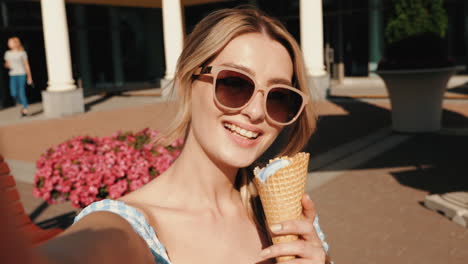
(1, 84), (468, 263)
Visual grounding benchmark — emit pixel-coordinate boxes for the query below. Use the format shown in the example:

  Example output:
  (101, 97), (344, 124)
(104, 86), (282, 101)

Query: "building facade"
(0, 0), (467, 111)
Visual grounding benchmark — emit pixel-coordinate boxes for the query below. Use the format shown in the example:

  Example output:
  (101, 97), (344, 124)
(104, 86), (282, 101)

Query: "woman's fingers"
(278, 259), (325, 264)
(257, 240), (326, 263)
(270, 219), (313, 236)
(302, 194), (316, 221)
(268, 195), (321, 243)
(270, 220), (322, 246)
(257, 195), (327, 263)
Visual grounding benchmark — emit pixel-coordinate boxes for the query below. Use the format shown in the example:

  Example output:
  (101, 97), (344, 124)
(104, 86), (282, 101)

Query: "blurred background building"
(0, 0), (467, 110)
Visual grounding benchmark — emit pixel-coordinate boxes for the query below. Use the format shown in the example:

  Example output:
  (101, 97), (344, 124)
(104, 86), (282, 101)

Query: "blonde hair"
(8, 37), (24, 51)
(159, 6), (317, 240)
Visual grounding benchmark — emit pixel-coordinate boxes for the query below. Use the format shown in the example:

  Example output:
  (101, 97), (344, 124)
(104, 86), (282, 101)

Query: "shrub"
(385, 0), (448, 44)
(33, 128), (184, 208)
(378, 0), (452, 70)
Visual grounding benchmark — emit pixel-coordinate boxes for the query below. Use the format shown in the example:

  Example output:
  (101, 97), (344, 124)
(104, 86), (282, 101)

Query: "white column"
(40, 0), (83, 118)
(41, 0), (76, 92)
(300, 0), (328, 100)
(162, 0), (184, 81)
(300, 0), (326, 77)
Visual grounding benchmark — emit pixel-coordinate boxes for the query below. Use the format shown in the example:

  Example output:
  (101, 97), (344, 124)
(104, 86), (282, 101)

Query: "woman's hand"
(257, 194), (327, 263)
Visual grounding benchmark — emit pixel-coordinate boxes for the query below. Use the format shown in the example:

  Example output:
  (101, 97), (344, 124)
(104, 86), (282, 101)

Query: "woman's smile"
(222, 120), (263, 148)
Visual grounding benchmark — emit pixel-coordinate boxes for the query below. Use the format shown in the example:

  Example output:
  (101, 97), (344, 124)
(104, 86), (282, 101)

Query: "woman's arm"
(3, 52), (9, 69)
(37, 211), (155, 264)
(23, 57), (33, 84)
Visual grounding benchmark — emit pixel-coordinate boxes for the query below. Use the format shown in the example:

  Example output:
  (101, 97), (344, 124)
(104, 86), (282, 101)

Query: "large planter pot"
(375, 66), (464, 133)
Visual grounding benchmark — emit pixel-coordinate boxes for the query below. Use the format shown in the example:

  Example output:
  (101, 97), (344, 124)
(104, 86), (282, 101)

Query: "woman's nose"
(241, 91), (265, 123)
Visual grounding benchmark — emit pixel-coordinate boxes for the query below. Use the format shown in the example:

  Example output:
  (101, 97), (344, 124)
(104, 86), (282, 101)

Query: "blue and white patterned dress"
(74, 199), (329, 263)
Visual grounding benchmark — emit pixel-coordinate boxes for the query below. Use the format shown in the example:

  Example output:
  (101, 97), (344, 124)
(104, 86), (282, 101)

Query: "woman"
(38, 7), (331, 264)
(4, 36), (33, 117)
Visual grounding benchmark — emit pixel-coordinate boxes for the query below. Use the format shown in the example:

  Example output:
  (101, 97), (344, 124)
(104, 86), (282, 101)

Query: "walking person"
(4, 36), (33, 117)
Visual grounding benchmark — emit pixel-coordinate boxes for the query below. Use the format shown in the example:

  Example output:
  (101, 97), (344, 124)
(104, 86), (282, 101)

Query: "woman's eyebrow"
(268, 78), (292, 86)
(220, 62), (293, 86)
(220, 62), (254, 75)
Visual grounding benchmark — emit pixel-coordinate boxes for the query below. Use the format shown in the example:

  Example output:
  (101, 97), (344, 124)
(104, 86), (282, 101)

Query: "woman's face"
(190, 32), (294, 168)
(8, 39), (19, 50)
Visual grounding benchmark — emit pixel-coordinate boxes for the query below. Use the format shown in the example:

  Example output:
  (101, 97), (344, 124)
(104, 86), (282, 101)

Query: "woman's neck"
(155, 131), (242, 214)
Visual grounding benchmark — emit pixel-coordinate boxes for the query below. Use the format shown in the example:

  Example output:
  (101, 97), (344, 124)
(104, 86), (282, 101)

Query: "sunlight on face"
(8, 38), (20, 50)
(190, 33), (294, 168)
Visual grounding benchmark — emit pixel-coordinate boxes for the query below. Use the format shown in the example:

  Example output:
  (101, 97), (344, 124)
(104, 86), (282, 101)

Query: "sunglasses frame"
(193, 65), (309, 126)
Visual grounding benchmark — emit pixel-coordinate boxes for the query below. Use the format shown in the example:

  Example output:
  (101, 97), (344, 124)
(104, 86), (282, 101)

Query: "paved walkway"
(1, 82), (468, 263)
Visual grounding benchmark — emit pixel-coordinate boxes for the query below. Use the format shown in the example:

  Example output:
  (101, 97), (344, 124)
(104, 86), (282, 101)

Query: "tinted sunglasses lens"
(266, 88), (303, 123)
(215, 70), (255, 108)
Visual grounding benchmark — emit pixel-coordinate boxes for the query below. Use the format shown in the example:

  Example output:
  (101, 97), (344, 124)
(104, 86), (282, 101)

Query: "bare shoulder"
(118, 176), (172, 215)
(61, 210), (145, 245)
(66, 209), (138, 234)
(39, 210), (154, 264)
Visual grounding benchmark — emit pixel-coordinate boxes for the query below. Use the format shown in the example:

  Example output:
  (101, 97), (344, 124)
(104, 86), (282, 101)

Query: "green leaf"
(98, 186), (108, 198)
(385, 0), (448, 44)
(37, 177), (44, 188)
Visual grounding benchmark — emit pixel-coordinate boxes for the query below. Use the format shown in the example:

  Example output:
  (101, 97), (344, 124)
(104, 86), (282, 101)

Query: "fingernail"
(270, 224), (282, 232)
(306, 194), (311, 200)
(259, 249), (271, 258)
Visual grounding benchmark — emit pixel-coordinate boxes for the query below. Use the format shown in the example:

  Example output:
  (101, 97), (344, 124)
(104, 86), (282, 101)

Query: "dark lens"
(215, 70), (255, 108)
(266, 88), (303, 123)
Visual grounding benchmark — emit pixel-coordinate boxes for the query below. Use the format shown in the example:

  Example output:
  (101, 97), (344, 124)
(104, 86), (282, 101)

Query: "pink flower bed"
(33, 128), (183, 208)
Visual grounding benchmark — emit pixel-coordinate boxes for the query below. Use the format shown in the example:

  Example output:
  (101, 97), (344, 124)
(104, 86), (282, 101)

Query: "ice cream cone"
(253, 152), (310, 262)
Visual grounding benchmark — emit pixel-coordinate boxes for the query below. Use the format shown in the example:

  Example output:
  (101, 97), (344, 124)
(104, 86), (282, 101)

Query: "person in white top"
(4, 36), (33, 117)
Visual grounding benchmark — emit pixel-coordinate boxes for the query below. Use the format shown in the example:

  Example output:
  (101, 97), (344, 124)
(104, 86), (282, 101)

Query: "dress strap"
(74, 199), (171, 264)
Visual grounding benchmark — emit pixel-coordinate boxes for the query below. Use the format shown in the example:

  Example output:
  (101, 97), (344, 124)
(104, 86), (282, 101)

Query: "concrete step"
(424, 192), (468, 228)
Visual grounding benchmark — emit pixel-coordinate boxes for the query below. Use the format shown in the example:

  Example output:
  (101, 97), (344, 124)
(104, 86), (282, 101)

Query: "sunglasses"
(193, 65), (309, 126)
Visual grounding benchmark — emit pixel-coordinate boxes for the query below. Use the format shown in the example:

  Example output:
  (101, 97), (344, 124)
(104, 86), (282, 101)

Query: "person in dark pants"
(3, 36), (33, 117)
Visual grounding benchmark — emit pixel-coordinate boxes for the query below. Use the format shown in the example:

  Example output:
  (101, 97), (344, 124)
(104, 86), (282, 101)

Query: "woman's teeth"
(224, 123), (259, 139)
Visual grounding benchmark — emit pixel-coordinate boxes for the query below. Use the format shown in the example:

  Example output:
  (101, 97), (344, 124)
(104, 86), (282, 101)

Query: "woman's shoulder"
(76, 199), (147, 222)
(19, 50), (27, 57)
(74, 199), (171, 262)
(4, 50), (26, 57)
(75, 199), (157, 242)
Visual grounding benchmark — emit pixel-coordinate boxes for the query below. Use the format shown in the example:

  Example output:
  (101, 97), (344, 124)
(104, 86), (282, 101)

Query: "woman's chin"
(217, 150), (259, 169)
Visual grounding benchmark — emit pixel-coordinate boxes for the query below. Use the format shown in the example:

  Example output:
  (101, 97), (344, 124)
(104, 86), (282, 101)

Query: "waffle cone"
(253, 152), (310, 262)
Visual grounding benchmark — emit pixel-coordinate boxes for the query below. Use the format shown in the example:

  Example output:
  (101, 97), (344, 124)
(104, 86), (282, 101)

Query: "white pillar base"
(307, 74), (330, 101)
(368, 62), (379, 77)
(42, 89), (84, 118)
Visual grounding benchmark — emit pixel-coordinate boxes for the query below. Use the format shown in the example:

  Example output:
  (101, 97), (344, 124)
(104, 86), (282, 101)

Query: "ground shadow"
(298, 96), (468, 194)
(84, 93), (114, 112)
(448, 82), (468, 95)
(29, 109), (43, 116)
(356, 132), (468, 194)
(36, 211), (76, 229)
(29, 201), (76, 229)
(305, 97), (392, 157)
